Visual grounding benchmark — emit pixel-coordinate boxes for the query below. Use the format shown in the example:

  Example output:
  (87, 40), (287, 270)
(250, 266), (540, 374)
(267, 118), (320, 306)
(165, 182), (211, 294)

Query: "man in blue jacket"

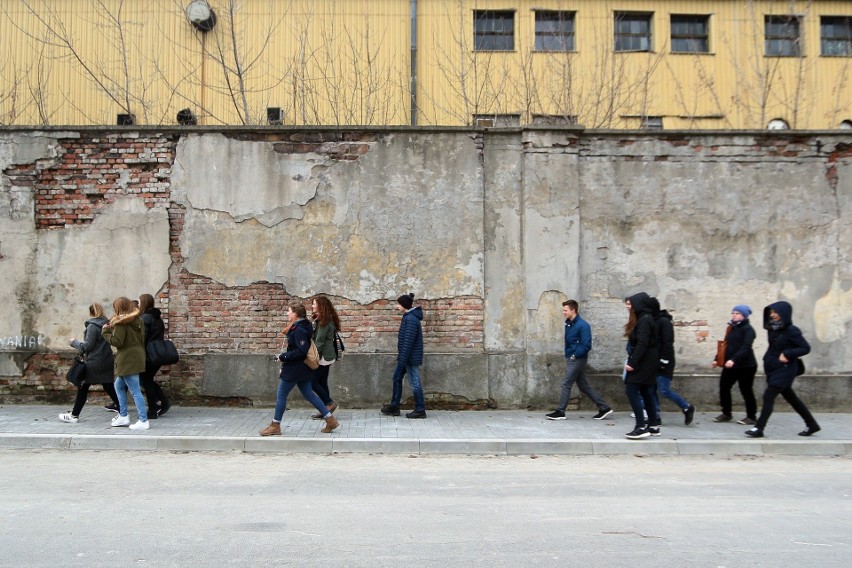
(381, 293), (426, 419)
(546, 300), (613, 421)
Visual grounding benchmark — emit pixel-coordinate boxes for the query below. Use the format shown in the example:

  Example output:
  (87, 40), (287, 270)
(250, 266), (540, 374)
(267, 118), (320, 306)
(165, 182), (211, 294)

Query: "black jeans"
(755, 385), (818, 431)
(719, 366), (758, 418)
(72, 382), (119, 417)
(311, 364), (335, 406)
(140, 365), (168, 411)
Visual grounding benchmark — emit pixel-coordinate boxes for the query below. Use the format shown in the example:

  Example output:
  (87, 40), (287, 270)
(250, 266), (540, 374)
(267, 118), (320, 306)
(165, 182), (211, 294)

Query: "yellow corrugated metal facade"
(1, 0), (850, 128)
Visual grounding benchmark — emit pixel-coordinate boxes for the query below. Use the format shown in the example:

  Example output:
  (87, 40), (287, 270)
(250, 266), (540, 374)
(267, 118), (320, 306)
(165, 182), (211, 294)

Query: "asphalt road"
(1, 450), (850, 567)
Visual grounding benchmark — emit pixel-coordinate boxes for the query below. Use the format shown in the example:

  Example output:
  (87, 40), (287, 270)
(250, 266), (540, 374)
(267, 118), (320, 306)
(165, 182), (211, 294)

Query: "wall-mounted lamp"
(186, 1), (216, 32)
(177, 108), (198, 125)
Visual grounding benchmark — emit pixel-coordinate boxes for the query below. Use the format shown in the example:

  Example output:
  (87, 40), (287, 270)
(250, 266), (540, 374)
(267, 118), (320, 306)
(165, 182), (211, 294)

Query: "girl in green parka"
(101, 296), (149, 430)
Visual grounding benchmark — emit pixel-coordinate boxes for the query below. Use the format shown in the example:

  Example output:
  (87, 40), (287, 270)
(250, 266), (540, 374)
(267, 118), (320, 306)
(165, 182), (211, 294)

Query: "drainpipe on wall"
(410, 0), (418, 125)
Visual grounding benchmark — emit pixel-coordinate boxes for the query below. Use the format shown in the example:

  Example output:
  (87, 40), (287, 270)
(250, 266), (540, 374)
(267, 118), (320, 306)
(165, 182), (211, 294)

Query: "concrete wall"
(1, 127), (850, 409)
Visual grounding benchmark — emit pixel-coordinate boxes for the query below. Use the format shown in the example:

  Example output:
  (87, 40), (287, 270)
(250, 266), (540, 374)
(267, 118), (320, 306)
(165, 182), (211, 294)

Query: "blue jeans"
(115, 374), (147, 422)
(274, 379), (328, 422)
(625, 382), (659, 429)
(656, 375), (690, 412)
(557, 358), (609, 412)
(390, 362), (425, 411)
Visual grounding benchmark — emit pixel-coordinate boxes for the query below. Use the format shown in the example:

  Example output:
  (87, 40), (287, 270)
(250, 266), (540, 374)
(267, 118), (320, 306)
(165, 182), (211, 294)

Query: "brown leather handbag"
(715, 325), (732, 367)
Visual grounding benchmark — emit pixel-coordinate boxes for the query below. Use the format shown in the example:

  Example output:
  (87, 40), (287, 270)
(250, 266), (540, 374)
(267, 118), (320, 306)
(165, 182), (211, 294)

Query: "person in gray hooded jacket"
(745, 301), (820, 438)
(59, 303), (118, 423)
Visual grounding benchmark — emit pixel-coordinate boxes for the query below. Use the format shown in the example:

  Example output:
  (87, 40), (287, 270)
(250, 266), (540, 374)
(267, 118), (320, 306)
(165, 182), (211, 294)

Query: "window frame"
(473, 10), (516, 52)
(764, 15), (803, 57)
(534, 10), (576, 52)
(670, 14), (710, 54)
(820, 16), (852, 57)
(614, 12), (653, 53)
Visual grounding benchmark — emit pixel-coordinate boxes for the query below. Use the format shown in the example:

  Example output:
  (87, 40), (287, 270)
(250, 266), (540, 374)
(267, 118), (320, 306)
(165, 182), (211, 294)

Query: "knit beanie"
(397, 293), (414, 310)
(732, 304), (751, 317)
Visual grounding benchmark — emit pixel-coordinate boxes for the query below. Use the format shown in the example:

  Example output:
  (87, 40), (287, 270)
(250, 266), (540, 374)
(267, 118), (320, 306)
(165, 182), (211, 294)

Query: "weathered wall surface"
(1, 127), (849, 409)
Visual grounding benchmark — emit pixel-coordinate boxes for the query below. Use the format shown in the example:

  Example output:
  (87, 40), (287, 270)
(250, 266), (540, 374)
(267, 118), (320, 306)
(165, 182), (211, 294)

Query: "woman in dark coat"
(259, 302), (340, 436)
(623, 292), (660, 439)
(745, 301), (820, 438)
(139, 293), (171, 418)
(711, 304), (758, 424)
(59, 303), (119, 423)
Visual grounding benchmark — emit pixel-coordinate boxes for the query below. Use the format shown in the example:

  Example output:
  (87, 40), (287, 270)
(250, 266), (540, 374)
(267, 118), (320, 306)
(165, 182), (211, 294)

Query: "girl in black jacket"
(59, 303), (119, 422)
(623, 292), (660, 439)
(745, 301), (820, 438)
(712, 304), (759, 424)
(139, 293), (171, 418)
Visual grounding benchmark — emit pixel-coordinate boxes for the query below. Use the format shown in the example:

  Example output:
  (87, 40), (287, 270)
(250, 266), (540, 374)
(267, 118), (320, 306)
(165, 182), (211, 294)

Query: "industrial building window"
(671, 15), (709, 53)
(821, 17), (852, 56)
(641, 116), (664, 129)
(534, 11), (575, 52)
(765, 16), (802, 57)
(474, 10), (515, 51)
(614, 12), (653, 52)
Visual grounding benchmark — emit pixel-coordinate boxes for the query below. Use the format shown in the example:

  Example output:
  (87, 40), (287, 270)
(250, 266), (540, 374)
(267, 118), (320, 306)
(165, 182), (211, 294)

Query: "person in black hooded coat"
(745, 301), (820, 438)
(139, 293), (171, 418)
(623, 292), (660, 439)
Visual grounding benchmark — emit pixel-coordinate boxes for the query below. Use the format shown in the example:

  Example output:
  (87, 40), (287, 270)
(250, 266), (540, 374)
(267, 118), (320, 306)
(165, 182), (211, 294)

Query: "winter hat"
(732, 304), (751, 317)
(397, 293), (414, 310)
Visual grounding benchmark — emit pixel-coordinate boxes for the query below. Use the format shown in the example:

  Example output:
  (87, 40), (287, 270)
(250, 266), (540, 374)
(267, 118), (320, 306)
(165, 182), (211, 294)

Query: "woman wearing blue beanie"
(712, 305), (758, 424)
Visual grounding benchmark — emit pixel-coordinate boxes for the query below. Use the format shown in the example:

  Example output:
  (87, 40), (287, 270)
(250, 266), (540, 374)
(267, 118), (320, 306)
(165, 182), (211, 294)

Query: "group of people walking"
(258, 292), (427, 435)
(546, 294), (820, 440)
(62, 290), (819, 441)
(60, 293), (171, 431)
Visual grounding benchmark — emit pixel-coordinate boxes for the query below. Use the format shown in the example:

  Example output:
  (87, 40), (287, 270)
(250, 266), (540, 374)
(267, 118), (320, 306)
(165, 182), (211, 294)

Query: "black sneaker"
(647, 427), (661, 436)
(745, 427), (764, 438)
(546, 410), (566, 420)
(157, 399), (172, 416)
(625, 427), (651, 439)
(406, 410), (427, 419)
(380, 404), (400, 416)
(684, 405), (696, 426)
(104, 404), (119, 413)
(593, 408), (613, 420)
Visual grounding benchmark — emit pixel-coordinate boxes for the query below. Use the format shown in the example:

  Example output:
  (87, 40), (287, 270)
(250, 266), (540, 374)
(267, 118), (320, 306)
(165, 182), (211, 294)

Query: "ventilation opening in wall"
(267, 107), (284, 125)
(117, 113), (136, 126)
(473, 114), (521, 128)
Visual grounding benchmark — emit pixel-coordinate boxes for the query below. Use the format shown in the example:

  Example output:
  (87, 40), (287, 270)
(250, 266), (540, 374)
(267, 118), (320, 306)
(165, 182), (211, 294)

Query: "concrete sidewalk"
(1, 404), (850, 456)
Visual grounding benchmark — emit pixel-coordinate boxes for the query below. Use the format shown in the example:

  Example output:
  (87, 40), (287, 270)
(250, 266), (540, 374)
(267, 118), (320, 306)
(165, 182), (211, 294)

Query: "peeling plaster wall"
(172, 133), (484, 305)
(1, 128), (850, 408)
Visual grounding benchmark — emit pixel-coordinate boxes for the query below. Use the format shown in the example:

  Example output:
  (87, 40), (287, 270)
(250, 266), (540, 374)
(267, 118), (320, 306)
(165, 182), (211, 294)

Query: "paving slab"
(1, 405), (850, 456)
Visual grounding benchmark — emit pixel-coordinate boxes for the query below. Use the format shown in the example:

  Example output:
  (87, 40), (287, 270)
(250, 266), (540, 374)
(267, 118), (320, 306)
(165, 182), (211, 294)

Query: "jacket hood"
(407, 306), (424, 321)
(110, 308), (142, 328)
(764, 301), (793, 329)
(85, 316), (108, 327)
(145, 307), (162, 319)
(627, 292), (654, 316)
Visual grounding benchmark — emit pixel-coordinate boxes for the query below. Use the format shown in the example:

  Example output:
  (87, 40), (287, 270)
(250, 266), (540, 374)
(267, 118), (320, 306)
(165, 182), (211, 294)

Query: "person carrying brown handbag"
(711, 304), (758, 424)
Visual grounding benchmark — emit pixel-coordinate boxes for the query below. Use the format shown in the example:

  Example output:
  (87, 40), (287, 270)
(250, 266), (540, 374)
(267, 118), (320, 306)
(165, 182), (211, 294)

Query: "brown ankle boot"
(321, 415), (339, 433)
(259, 421), (281, 436)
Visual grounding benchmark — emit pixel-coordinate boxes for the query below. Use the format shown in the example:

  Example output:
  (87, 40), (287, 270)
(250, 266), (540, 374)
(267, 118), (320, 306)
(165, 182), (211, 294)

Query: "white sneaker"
(129, 420), (150, 431)
(58, 413), (78, 423)
(111, 414), (130, 427)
